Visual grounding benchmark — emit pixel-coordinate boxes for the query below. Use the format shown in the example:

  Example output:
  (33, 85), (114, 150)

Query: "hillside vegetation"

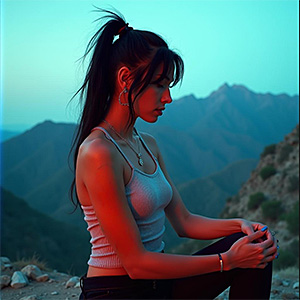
(220, 125), (299, 270)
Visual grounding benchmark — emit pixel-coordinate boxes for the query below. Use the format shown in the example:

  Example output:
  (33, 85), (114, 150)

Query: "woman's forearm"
(129, 251), (226, 279)
(181, 214), (243, 240)
(127, 228), (273, 280)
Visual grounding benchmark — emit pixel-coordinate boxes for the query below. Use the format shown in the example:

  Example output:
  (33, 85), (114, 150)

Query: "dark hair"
(69, 8), (184, 210)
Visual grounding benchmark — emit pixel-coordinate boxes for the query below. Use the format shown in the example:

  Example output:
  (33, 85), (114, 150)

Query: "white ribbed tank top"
(81, 127), (173, 268)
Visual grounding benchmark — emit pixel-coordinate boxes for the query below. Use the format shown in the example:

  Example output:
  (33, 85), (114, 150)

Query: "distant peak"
(176, 94), (197, 102)
(216, 83), (231, 93)
(208, 83), (231, 98)
(220, 82), (230, 89)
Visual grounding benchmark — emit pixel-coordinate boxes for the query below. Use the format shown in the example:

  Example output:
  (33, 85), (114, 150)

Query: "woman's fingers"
(263, 245), (277, 257)
(247, 229), (268, 243)
(257, 236), (274, 249)
(257, 262), (268, 269)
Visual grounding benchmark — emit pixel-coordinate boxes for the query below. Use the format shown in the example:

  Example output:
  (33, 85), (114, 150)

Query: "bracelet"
(218, 253), (223, 272)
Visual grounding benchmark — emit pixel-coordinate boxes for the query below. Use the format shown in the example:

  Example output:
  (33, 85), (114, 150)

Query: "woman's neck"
(100, 99), (137, 141)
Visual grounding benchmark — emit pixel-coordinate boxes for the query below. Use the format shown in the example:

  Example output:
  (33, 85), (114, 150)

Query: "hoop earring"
(118, 87), (129, 106)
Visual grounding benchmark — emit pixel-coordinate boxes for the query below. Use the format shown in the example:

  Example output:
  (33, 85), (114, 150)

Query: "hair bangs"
(151, 48), (184, 88)
(132, 47), (184, 101)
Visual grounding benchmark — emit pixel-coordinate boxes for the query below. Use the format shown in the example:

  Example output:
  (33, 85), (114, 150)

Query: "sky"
(1, 0), (299, 131)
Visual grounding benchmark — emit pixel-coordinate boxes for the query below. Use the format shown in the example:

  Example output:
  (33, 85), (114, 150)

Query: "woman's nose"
(161, 89), (172, 104)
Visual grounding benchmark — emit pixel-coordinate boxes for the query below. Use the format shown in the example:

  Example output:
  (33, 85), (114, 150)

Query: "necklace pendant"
(138, 157), (144, 166)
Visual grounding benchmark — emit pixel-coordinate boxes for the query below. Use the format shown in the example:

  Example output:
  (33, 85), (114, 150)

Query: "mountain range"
(137, 83), (298, 183)
(2, 83), (298, 222)
(1, 82), (298, 273)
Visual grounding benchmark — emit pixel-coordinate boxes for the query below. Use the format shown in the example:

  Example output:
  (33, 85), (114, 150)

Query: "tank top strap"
(134, 128), (158, 162)
(91, 126), (134, 170)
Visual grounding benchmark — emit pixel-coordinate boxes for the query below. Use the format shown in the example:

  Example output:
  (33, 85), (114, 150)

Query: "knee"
(226, 232), (246, 243)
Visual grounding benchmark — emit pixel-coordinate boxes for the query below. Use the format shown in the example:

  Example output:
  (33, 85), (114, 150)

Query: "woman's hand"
(223, 228), (279, 271)
(240, 219), (265, 235)
(240, 219), (278, 246)
(240, 219), (279, 259)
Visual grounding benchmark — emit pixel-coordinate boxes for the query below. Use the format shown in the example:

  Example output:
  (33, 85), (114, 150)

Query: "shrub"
(231, 196), (240, 204)
(289, 239), (299, 259)
(261, 144), (276, 158)
(278, 144), (293, 163)
(261, 200), (283, 221)
(284, 202), (299, 235)
(274, 249), (297, 270)
(274, 240), (299, 270)
(12, 253), (50, 271)
(248, 192), (266, 210)
(260, 165), (276, 180)
(219, 206), (230, 218)
(288, 175), (299, 192)
(227, 210), (240, 218)
(225, 197), (232, 203)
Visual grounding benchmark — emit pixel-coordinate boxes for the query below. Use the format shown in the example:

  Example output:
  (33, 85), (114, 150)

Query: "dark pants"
(79, 232), (272, 299)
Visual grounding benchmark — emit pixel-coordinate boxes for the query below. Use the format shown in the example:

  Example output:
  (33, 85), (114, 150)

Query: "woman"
(70, 9), (278, 299)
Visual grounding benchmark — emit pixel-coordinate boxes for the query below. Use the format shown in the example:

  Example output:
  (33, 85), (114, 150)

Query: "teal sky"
(1, 0), (299, 131)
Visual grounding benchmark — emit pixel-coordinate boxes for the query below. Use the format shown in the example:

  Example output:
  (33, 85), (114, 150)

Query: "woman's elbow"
(174, 225), (188, 238)
(121, 252), (147, 279)
(178, 231), (187, 238)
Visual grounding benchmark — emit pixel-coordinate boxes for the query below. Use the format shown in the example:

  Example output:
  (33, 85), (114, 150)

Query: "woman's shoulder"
(78, 131), (119, 166)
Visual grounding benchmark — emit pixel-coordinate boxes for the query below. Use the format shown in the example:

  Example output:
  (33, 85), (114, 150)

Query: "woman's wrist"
(236, 218), (244, 227)
(221, 251), (233, 271)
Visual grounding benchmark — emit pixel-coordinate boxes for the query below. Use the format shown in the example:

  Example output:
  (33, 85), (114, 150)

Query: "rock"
(1, 257), (11, 264)
(272, 278), (282, 286)
(65, 276), (80, 288)
(0, 275), (11, 289)
(271, 289), (280, 295)
(36, 273), (49, 282)
(19, 295), (38, 300)
(11, 271), (29, 289)
(75, 281), (80, 288)
(282, 280), (290, 287)
(293, 282), (299, 289)
(21, 265), (43, 280)
(51, 291), (59, 295)
(1, 257), (12, 270)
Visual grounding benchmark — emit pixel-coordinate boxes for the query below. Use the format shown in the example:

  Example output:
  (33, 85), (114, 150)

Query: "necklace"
(103, 120), (144, 166)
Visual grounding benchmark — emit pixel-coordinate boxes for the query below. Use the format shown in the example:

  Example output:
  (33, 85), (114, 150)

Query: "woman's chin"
(139, 115), (159, 123)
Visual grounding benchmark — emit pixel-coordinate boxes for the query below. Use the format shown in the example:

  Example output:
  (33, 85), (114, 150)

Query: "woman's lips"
(155, 108), (165, 115)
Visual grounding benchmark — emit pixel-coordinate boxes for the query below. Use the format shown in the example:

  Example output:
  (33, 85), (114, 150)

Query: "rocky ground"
(1, 270), (81, 300)
(1, 256), (299, 300)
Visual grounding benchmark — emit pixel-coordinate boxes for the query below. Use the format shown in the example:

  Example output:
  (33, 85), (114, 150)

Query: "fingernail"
(261, 226), (268, 232)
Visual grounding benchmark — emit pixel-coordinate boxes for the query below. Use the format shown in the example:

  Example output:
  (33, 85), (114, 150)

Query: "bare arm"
(152, 135), (243, 239)
(77, 137), (276, 280)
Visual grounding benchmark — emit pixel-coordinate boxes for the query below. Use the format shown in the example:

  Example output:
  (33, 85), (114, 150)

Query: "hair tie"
(117, 23), (133, 36)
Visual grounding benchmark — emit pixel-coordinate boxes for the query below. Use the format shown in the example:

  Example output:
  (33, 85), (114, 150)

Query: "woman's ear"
(117, 66), (132, 90)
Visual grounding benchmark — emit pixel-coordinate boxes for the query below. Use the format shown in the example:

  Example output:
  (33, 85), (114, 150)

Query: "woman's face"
(133, 66), (174, 123)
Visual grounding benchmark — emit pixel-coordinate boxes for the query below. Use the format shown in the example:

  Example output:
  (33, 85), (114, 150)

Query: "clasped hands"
(225, 219), (279, 270)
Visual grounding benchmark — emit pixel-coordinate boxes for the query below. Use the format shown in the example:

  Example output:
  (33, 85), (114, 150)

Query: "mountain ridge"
(1, 83), (298, 228)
